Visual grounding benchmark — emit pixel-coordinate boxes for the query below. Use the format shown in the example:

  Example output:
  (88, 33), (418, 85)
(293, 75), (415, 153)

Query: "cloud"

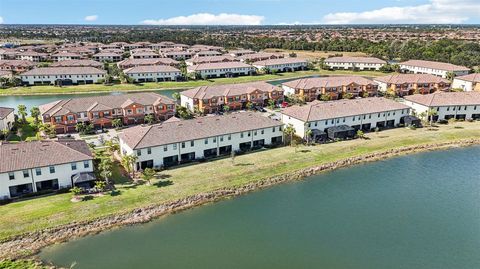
(0, 17), (3, 24)
(141, 13), (264, 25)
(84, 15), (98, 22)
(322, 0), (480, 24)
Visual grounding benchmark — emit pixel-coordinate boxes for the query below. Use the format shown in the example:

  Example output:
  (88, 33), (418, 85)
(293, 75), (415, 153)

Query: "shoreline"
(1, 138), (479, 260)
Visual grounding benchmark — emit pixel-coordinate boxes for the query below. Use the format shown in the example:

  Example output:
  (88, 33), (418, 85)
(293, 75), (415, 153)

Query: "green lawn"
(0, 69), (386, 96)
(7, 118), (39, 142)
(0, 259), (48, 269)
(1, 122), (478, 241)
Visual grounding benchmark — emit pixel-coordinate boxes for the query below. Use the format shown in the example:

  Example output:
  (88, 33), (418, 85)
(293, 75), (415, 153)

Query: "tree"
(75, 122), (86, 133)
(427, 108), (438, 126)
(172, 92), (181, 102)
(141, 168), (156, 185)
(223, 105), (230, 113)
(144, 114), (155, 125)
(8, 77), (21, 87)
(30, 107), (40, 125)
(121, 154), (138, 178)
(320, 94), (332, 101)
(342, 93), (354, 99)
(17, 105), (27, 123)
(283, 124), (296, 146)
(356, 130), (365, 139)
(94, 180), (107, 192)
(0, 77), (9, 87)
(268, 99), (276, 110)
(305, 129), (312, 145)
(245, 102), (254, 110)
(104, 139), (119, 159)
(99, 158), (113, 185)
(446, 71), (456, 81)
(112, 118), (122, 129)
(1, 129), (9, 141)
(39, 123), (56, 138)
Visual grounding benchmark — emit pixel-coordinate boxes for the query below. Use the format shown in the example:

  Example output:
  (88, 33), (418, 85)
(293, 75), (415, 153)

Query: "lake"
(39, 146), (480, 269)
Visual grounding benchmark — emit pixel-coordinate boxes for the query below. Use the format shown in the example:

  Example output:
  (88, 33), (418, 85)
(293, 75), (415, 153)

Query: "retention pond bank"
(37, 145), (480, 269)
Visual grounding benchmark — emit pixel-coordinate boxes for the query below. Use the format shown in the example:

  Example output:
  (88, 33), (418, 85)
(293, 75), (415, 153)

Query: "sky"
(0, 0), (479, 25)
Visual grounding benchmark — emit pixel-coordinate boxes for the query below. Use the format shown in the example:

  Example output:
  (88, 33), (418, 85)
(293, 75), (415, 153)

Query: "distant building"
(399, 60), (470, 78)
(39, 92), (175, 133)
(118, 112), (284, 170)
(281, 97), (410, 139)
(123, 65), (182, 82)
(0, 60), (36, 73)
(50, 52), (82, 62)
(0, 140), (94, 200)
(180, 82), (284, 113)
(187, 62), (255, 78)
(282, 76), (378, 101)
(237, 52), (283, 63)
(252, 58), (308, 73)
(374, 74), (451, 96)
(16, 51), (48, 62)
(185, 55), (236, 66)
(452, 74), (480, 92)
(50, 59), (103, 69)
(117, 58), (179, 69)
(92, 52), (123, 62)
(20, 67), (106, 86)
(228, 49), (255, 57)
(404, 92), (480, 121)
(324, 57), (387, 71)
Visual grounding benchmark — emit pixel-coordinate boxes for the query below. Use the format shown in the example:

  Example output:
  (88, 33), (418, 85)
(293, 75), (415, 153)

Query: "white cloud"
(0, 17), (4, 24)
(141, 13), (264, 25)
(84, 15), (98, 22)
(322, 0), (480, 24)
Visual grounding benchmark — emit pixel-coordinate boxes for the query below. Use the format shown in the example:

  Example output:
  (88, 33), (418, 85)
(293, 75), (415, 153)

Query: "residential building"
(16, 51), (48, 62)
(324, 57), (387, 71)
(92, 52), (123, 62)
(228, 49), (255, 57)
(237, 52), (283, 63)
(399, 60), (470, 78)
(181, 82), (284, 113)
(252, 58), (308, 73)
(51, 52), (82, 62)
(20, 67), (106, 86)
(195, 50), (222, 57)
(282, 76), (378, 101)
(117, 58), (179, 69)
(452, 74), (480, 92)
(123, 65), (182, 82)
(0, 107), (15, 132)
(185, 55), (236, 66)
(39, 92), (175, 133)
(0, 60), (36, 73)
(404, 92), (480, 121)
(0, 140), (94, 200)
(374, 74), (451, 96)
(0, 49), (18, 60)
(50, 59), (103, 68)
(118, 112), (283, 170)
(162, 51), (193, 60)
(187, 62), (255, 78)
(281, 97), (410, 138)
(130, 50), (160, 59)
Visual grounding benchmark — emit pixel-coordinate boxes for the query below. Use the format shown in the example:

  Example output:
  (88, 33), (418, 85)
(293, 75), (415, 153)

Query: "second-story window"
(84, 161), (90, 169)
(71, 163), (77, 171)
(49, 166), (55, 174)
(23, 170), (29, 178)
(137, 150), (142, 156)
(148, 148), (152, 154)
(36, 168), (42, 176)
(9, 173), (15, 180)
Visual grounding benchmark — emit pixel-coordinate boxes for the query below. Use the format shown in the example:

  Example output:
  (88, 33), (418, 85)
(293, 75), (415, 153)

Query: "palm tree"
(141, 168), (156, 185)
(112, 118), (122, 129)
(283, 124), (296, 146)
(427, 108), (438, 126)
(223, 105), (230, 113)
(99, 158), (113, 185)
(104, 140), (119, 159)
(17, 105), (27, 123)
(121, 154), (138, 179)
(172, 92), (181, 103)
(0, 77), (9, 87)
(305, 129), (312, 145)
(144, 114), (155, 125)
(1, 129), (9, 141)
(30, 107), (40, 125)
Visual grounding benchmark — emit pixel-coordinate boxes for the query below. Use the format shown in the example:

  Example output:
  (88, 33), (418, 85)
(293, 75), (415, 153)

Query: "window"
(23, 170), (29, 178)
(148, 148), (152, 154)
(205, 139), (208, 144)
(36, 168), (42, 176)
(49, 166), (55, 174)
(261, 130), (264, 135)
(71, 163), (77, 171)
(84, 161), (90, 168)
(181, 142), (185, 148)
(241, 133), (244, 138)
(137, 150), (142, 156)
(190, 141), (194, 147)
(220, 136), (224, 142)
(213, 137), (216, 143)
(228, 135), (231, 140)
(173, 144), (177, 150)
(247, 132), (251, 137)
(8, 173), (14, 180)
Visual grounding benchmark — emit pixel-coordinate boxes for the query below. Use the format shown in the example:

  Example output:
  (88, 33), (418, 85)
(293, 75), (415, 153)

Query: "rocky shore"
(1, 138), (480, 260)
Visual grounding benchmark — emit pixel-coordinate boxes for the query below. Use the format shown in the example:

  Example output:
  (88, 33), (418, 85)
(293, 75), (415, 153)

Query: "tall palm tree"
(99, 158), (113, 185)
(144, 114), (155, 125)
(427, 108), (438, 126)
(121, 154), (138, 178)
(104, 140), (119, 159)
(17, 105), (27, 123)
(30, 107), (40, 125)
(112, 118), (122, 129)
(283, 124), (296, 146)
(305, 129), (312, 145)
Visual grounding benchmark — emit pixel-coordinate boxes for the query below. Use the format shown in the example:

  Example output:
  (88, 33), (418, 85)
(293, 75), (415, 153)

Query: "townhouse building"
(282, 76), (378, 101)
(162, 51), (193, 60)
(117, 58), (179, 69)
(92, 52), (123, 62)
(185, 55), (236, 66)
(281, 97), (410, 139)
(452, 74), (480, 92)
(16, 51), (48, 62)
(49, 59), (103, 69)
(228, 49), (255, 57)
(0, 60), (36, 73)
(0, 140), (94, 200)
(123, 65), (182, 82)
(252, 58), (308, 73)
(148, 42), (175, 50)
(180, 82), (284, 113)
(195, 50), (222, 57)
(39, 92), (175, 133)
(324, 56), (387, 71)
(118, 112), (284, 170)
(0, 107), (15, 132)
(374, 74), (451, 96)
(20, 67), (106, 86)
(0, 49), (18, 60)
(130, 51), (160, 59)
(51, 52), (82, 62)
(399, 60), (470, 78)
(404, 92), (480, 121)
(237, 52), (283, 63)
(187, 62), (255, 79)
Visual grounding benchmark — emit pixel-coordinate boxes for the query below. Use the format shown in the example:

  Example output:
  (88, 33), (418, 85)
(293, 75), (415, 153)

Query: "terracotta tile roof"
(186, 55), (236, 65)
(325, 56), (386, 64)
(0, 107), (14, 120)
(93, 52), (121, 57)
(374, 74), (450, 84)
(51, 52), (82, 57)
(282, 97), (409, 122)
(237, 52), (283, 61)
(39, 92), (174, 117)
(0, 60), (36, 68)
(119, 112), (283, 150)
(124, 65), (180, 74)
(50, 59), (103, 68)
(181, 81), (282, 99)
(21, 67), (106, 76)
(117, 58), (179, 68)
(253, 57), (308, 66)
(404, 92), (480, 106)
(187, 62), (253, 71)
(455, 73), (480, 83)
(0, 140), (93, 174)
(283, 76), (377, 89)
(399, 60), (470, 72)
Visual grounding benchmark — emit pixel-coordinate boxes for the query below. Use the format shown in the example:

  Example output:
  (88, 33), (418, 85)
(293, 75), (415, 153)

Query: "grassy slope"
(0, 69), (386, 96)
(1, 122), (479, 241)
(0, 259), (49, 269)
